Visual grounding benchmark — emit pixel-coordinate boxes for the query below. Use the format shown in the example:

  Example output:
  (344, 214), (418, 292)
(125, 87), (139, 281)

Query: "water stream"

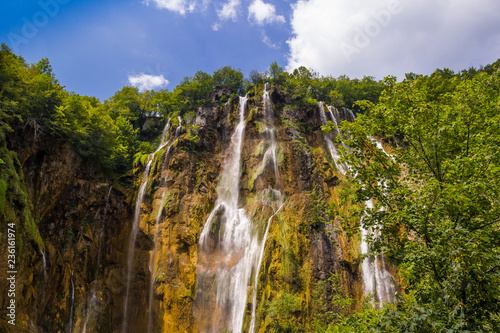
(147, 121), (179, 333)
(318, 102), (346, 174)
(196, 96), (250, 333)
(41, 251), (48, 281)
(248, 84), (284, 333)
(68, 268), (75, 333)
(318, 103), (395, 306)
(249, 191), (283, 333)
(195, 92), (284, 332)
(122, 119), (174, 332)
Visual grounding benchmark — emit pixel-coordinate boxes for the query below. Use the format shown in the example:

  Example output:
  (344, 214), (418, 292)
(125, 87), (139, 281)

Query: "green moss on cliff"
(0, 145), (44, 252)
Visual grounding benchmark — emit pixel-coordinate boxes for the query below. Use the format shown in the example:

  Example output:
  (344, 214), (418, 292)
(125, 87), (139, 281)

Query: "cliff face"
(0, 118), (137, 332)
(0, 84), (383, 332)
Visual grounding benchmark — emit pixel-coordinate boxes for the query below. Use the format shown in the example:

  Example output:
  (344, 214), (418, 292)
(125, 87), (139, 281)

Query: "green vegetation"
(340, 65), (500, 331)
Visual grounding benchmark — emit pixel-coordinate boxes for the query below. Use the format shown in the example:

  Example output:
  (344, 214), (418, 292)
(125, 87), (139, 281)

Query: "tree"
(269, 61), (286, 85)
(212, 66), (244, 94)
(249, 69), (265, 85)
(340, 70), (500, 330)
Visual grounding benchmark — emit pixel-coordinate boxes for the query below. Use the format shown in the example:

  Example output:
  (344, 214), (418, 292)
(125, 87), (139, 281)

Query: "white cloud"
(213, 0), (241, 30)
(262, 31), (279, 49)
(128, 73), (169, 91)
(287, 0), (500, 79)
(218, 0), (240, 21)
(144, 0), (196, 15)
(248, 0), (285, 25)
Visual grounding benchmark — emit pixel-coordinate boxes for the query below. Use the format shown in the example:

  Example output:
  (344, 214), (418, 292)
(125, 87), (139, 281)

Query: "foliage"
(340, 67), (500, 330)
(0, 44), (146, 173)
(307, 185), (329, 229)
(264, 292), (304, 333)
(212, 66), (244, 95)
(250, 63), (385, 110)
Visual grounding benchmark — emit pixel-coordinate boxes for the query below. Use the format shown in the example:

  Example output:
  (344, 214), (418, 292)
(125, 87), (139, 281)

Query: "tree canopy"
(338, 67), (500, 331)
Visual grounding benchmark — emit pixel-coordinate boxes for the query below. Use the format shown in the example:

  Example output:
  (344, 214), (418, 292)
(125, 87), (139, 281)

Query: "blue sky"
(1, 0), (500, 100)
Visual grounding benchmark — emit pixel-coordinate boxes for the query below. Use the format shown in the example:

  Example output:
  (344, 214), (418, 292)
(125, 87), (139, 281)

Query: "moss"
(0, 178), (6, 212)
(194, 161), (207, 190)
(307, 185), (329, 229)
(247, 162), (265, 192)
(255, 121), (267, 133)
(254, 141), (268, 157)
(282, 119), (300, 131)
(0, 147), (44, 253)
(247, 107), (258, 123)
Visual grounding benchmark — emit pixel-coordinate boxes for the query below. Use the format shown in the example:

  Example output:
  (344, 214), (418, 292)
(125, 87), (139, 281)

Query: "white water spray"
(249, 190), (284, 333)
(248, 85), (284, 333)
(318, 102), (346, 174)
(197, 97), (250, 333)
(41, 251), (48, 281)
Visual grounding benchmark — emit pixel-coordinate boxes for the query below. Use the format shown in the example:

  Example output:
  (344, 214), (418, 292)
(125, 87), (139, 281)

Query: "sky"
(1, 0), (499, 100)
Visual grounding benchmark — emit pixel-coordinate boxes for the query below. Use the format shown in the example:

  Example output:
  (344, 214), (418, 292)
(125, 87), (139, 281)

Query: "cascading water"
(196, 96), (251, 333)
(82, 185), (113, 333)
(147, 120), (179, 333)
(362, 137), (396, 304)
(248, 84), (284, 333)
(318, 102), (395, 306)
(122, 119), (174, 333)
(318, 102), (346, 174)
(41, 251), (48, 281)
(175, 116), (182, 137)
(360, 200), (396, 305)
(196, 89), (283, 333)
(69, 268), (75, 333)
(249, 190), (283, 333)
(262, 83), (280, 181)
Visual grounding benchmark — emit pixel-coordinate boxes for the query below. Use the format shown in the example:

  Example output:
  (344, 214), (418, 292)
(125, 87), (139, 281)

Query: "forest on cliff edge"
(1, 41), (500, 332)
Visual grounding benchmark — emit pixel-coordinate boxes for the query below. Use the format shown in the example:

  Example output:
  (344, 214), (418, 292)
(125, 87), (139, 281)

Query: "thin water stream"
(318, 102), (395, 306)
(122, 119), (174, 332)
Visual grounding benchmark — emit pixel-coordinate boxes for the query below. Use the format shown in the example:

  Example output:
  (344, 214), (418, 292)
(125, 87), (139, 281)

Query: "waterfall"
(249, 190), (283, 333)
(361, 137), (396, 305)
(262, 83), (280, 181)
(175, 116), (182, 138)
(196, 96), (251, 333)
(122, 119), (173, 333)
(147, 121), (179, 333)
(198, 96), (248, 245)
(147, 192), (167, 333)
(360, 200), (396, 305)
(41, 251), (48, 281)
(82, 185), (113, 333)
(248, 84), (284, 333)
(69, 269), (75, 333)
(318, 102), (346, 174)
(319, 103), (395, 306)
(196, 89), (283, 332)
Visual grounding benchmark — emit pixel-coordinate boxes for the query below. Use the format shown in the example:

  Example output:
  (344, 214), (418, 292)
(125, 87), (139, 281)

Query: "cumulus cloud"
(248, 0), (285, 25)
(144, 0), (196, 15)
(218, 0), (240, 21)
(128, 73), (169, 91)
(287, 0), (500, 79)
(213, 0), (241, 30)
